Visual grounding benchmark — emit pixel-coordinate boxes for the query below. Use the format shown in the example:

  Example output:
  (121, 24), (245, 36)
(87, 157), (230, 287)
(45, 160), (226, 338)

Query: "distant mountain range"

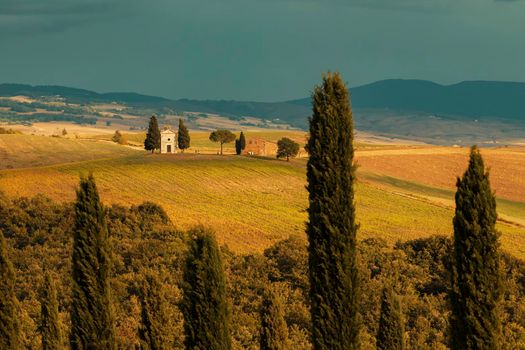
(2, 79), (525, 144)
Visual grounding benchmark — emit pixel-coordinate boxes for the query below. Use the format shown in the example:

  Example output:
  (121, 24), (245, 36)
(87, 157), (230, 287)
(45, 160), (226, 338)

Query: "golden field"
(1, 133), (524, 258)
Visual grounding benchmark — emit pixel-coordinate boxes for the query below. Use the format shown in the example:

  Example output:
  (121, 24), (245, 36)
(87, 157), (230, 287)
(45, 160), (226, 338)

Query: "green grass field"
(1, 150), (524, 257)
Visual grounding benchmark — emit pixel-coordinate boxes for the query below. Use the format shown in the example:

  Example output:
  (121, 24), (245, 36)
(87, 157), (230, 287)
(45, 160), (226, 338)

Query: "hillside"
(1, 145), (524, 257)
(0, 134), (139, 169)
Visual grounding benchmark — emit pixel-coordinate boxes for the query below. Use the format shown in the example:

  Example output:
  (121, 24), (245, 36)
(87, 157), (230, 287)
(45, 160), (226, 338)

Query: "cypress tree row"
(70, 174), (115, 350)
(305, 72), (360, 350)
(181, 227), (231, 350)
(144, 115), (161, 153)
(40, 272), (62, 350)
(450, 146), (502, 350)
(0, 230), (20, 350)
(178, 119), (191, 152)
(138, 272), (169, 350)
(376, 286), (405, 350)
(259, 287), (289, 350)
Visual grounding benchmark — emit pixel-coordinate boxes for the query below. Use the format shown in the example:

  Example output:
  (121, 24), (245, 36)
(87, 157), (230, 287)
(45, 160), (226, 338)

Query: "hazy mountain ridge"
(2, 79), (525, 144)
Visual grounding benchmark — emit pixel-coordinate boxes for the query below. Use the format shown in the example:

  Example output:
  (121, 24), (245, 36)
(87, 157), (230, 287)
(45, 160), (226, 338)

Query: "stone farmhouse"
(243, 137), (278, 156)
(161, 128), (177, 154)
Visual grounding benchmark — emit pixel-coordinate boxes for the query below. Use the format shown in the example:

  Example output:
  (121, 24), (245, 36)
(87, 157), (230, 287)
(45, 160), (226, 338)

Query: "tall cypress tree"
(181, 227), (231, 350)
(138, 272), (169, 350)
(144, 115), (161, 153)
(306, 72), (360, 350)
(239, 131), (246, 151)
(0, 230), (20, 350)
(235, 139), (242, 155)
(259, 288), (288, 350)
(178, 119), (191, 152)
(450, 146), (501, 349)
(70, 174), (115, 350)
(235, 132), (246, 155)
(376, 286), (405, 350)
(40, 272), (62, 350)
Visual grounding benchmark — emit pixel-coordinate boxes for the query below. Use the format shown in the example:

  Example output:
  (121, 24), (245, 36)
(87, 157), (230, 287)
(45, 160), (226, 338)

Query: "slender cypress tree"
(178, 119), (191, 152)
(138, 272), (169, 350)
(259, 288), (288, 350)
(181, 227), (231, 350)
(40, 272), (62, 350)
(70, 174), (115, 350)
(306, 72), (360, 350)
(376, 286), (405, 350)
(450, 146), (501, 349)
(235, 139), (242, 155)
(0, 230), (20, 350)
(239, 131), (246, 151)
(144, 116), (161, 153)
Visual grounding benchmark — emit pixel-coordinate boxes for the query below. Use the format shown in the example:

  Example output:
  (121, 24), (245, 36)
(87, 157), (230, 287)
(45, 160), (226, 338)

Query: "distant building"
(161, 128), (177, 154)
(243, 137), (278, 156)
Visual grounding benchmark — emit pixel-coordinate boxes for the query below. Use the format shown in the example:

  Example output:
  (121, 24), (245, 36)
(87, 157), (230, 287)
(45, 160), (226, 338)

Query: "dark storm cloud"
(0, 0), (139, 33)
(0, 0), (524, 100)
(0, 0), (115, 15)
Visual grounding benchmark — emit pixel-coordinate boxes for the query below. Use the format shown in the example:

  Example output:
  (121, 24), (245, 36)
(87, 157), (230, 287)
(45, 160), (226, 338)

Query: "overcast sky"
(0, 0), (524, 101)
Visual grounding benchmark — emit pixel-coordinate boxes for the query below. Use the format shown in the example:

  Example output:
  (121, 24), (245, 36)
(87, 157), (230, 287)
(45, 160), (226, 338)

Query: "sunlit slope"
(0, 134), (139, 169)
(356, 146), (525, 202)
(0, 153), (523, 257)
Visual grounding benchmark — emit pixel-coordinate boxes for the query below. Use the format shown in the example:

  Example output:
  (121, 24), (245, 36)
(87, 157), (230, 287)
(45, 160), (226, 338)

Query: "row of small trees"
(143, 115), (301, 160)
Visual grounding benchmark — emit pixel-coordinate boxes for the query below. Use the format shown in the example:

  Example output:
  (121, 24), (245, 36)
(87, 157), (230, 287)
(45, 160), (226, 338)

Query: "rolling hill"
(1, 134), (524, 256)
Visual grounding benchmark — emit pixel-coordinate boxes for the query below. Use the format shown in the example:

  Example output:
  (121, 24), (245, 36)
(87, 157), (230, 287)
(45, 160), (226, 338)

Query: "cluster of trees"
(144, 116), (191, 153)
(1, 191), (524, 349)
(143, 116), (300, 158)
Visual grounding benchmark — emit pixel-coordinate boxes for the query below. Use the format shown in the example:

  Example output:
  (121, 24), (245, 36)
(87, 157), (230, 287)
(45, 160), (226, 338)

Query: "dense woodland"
(1, 73), (524, 349)
(1, 192), (525, 349)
